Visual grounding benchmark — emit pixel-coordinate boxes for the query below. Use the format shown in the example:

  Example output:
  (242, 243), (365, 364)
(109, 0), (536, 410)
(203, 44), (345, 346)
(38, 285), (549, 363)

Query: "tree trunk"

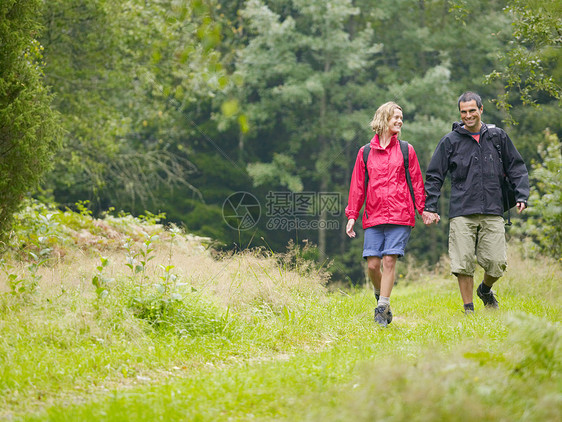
(318, 70), (329, 260)
(318, 176), (328, 260)
(238, 132), (245, 162)
(418, 0), (427, 71)
(341, 100), (354, 255)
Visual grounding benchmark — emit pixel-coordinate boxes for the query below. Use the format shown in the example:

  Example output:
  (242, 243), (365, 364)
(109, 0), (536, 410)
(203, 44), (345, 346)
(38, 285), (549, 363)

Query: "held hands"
(421, 204), (525, 224)
(346, 219), (356, 238)
(422, 211), (440, 225)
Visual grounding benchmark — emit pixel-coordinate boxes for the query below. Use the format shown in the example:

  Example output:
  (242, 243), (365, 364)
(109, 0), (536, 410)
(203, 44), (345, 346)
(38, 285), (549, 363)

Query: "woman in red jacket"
(345, 102), (426, 327)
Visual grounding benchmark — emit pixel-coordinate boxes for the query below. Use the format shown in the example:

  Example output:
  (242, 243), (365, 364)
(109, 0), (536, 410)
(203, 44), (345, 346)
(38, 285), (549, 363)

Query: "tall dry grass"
(0, 219), (329, 318)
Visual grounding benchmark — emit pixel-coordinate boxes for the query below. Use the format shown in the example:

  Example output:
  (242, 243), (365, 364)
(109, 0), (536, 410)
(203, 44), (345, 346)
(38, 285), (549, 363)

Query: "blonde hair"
(369, 102), (402, 135)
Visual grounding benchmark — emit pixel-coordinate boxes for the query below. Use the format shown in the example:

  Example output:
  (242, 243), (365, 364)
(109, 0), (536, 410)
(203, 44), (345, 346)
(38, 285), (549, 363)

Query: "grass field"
(0, 203), (560, 421)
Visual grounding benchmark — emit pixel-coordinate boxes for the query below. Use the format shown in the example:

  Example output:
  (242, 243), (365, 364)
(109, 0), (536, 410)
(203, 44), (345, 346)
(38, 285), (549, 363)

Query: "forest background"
(2, 0), (561, 285)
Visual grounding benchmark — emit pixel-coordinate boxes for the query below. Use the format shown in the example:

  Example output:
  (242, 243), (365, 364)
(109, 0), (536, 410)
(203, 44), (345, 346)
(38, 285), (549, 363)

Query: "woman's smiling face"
(387, 108), (403, 135)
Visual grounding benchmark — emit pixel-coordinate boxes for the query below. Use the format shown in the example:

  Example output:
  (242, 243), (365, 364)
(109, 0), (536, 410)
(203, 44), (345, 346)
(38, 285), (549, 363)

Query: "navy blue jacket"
(425, 122), (529, 218)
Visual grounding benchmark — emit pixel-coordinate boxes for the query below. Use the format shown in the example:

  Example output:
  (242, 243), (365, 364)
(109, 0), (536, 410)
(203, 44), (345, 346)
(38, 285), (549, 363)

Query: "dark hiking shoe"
(374, 305), (392, 327)
(477, 284), (499, 309)
(374, 295), (392, 323)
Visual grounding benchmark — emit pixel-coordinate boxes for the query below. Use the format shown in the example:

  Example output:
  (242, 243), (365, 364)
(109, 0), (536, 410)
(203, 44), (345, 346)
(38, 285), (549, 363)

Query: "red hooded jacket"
(345, 134), (426, 228)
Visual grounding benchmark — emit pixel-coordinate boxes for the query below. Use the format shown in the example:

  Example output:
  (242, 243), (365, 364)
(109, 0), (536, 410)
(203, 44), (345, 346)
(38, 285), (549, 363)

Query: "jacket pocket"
(483, 146), (502, 176)
(450, 157), (468, 186)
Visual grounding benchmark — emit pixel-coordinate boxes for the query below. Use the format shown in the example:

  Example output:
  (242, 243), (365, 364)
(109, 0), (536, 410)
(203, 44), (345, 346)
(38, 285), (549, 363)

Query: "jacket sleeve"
(424, 137), (450, 213)
(345, 147), (366, 220)
(502, 131), (530, 203)
(408, 145), (426, 215)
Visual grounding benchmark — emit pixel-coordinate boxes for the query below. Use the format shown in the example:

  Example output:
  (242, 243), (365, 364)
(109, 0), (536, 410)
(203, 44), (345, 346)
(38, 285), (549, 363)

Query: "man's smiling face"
(459, 100), (483, 132)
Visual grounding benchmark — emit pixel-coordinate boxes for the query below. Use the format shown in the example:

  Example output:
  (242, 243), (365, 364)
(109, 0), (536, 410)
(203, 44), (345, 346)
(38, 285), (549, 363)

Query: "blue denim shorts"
(363, 224), (412, 259)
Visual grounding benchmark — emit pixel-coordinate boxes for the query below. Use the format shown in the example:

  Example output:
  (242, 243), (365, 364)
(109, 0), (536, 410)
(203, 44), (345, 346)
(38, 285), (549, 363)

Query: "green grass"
(3, 279), (560, 421)
(0, 204), (560, 421)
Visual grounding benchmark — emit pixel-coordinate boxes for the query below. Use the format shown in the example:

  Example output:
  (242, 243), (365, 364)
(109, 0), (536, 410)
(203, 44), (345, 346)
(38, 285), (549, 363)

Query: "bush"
(514, 130), (562, 258)
(0, 1), (61, 239)
(128, 288), (229, 337)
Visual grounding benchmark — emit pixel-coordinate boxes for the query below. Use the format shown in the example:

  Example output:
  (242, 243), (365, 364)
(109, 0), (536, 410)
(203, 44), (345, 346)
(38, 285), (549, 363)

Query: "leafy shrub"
(0, 1), (61, 240)
(128, 288), (228, 337)
(507, 312), (561, 380)
(5, 198), (167, 261)
(513, 130), (562, 258)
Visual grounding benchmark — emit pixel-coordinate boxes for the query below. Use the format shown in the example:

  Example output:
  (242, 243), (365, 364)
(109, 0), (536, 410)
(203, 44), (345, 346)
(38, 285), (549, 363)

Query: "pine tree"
(239, 0), (381, 258)
(0, 1), (61, 238)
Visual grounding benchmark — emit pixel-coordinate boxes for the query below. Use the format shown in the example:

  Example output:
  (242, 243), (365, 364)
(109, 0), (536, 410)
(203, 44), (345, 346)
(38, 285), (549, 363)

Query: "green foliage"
(486, 0), (562, 123)
(4, 198), (167, 263)
(123, 234), (159, 294)
(3, 259), (560, 420)
(3, 202), (61, 297)
(514, 131), (562, 258)
(276, 239), (326, 277)
(0, 0), (61, 239)
(0, 250), (51, 300)
(310, 313), (560, 422)
(237, 0), (386, 260)
(507, 313), (561, 380)
(40, 0), (233, 211)
(128, 288), (228, 336)
(233, 0), (515, 271)
(156, 224), (181, 293)
(247, 153), (304, 192)
(1, 260), (30, 297)
(16, 0), (559, 280)
(0, 202), (560, 419)
(91, 255), (111, 300)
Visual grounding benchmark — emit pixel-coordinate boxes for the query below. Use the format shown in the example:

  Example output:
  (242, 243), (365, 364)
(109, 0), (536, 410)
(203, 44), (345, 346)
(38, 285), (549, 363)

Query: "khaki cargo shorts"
(449, 215), (507, 278)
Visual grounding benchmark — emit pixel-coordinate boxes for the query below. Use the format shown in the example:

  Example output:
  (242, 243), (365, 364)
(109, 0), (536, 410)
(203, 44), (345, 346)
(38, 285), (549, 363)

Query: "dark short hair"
(457, 92), (482, 109)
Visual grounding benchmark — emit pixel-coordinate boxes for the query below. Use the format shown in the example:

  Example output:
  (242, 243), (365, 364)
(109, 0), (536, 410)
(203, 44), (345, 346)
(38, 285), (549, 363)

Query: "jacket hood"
(452, 121), (463, 131)
(452, 121), (496, 133)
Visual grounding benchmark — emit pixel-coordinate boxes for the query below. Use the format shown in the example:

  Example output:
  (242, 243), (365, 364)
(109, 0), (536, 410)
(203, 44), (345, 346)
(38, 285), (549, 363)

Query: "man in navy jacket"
(423, 92), (529, 313)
